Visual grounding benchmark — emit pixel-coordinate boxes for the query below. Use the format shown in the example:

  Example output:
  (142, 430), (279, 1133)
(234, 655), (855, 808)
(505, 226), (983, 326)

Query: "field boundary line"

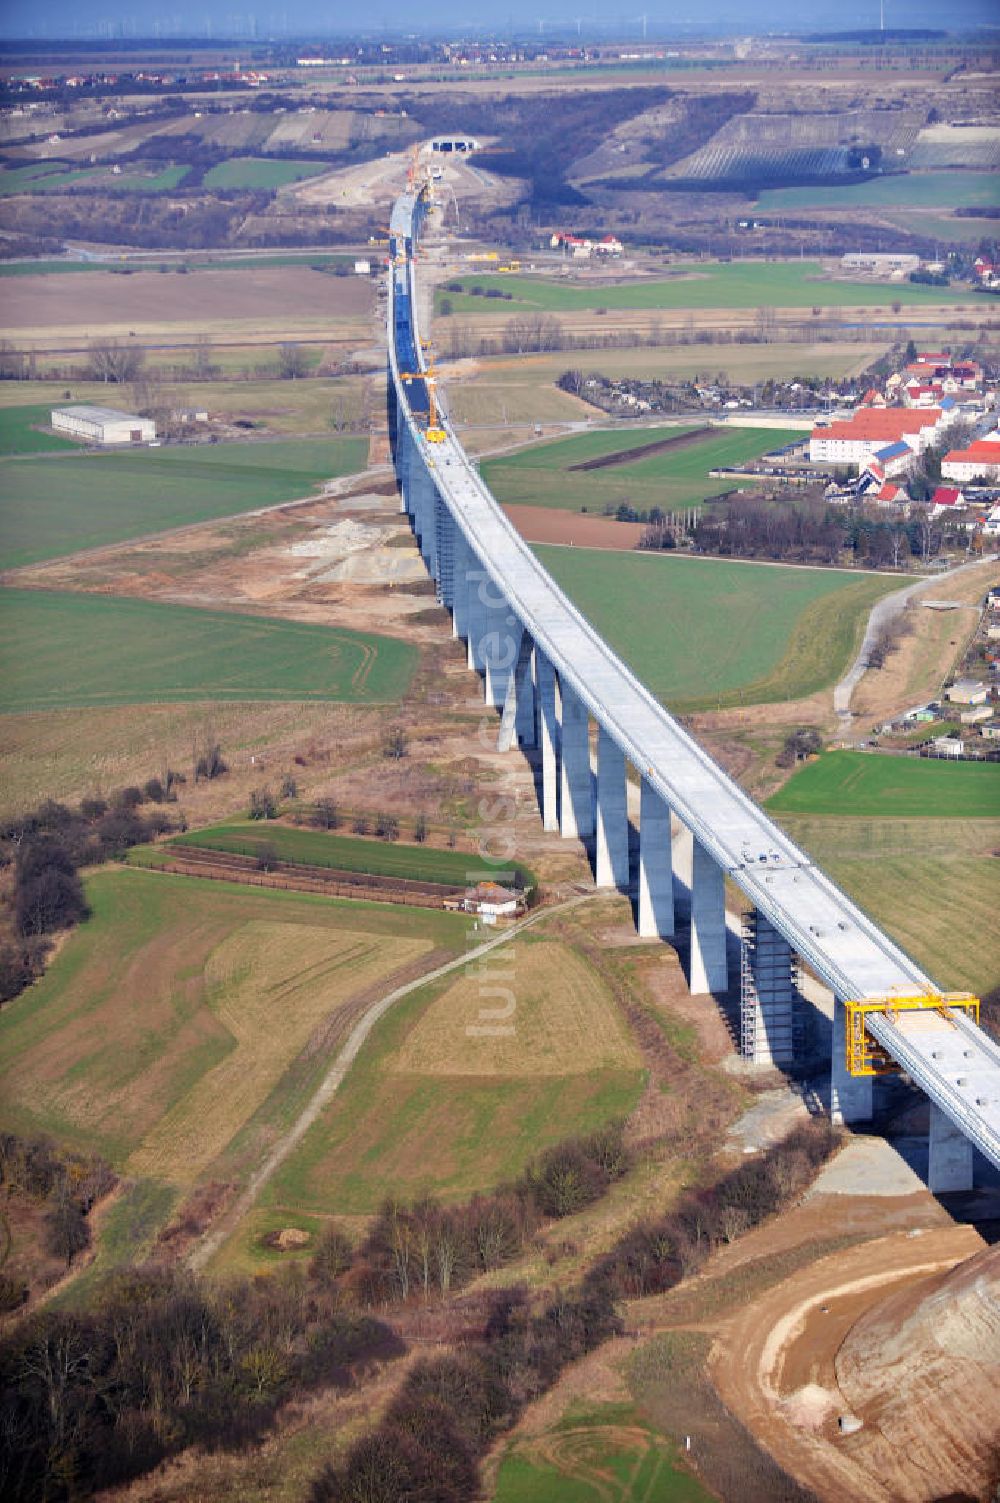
(187, 890), (598, 1270)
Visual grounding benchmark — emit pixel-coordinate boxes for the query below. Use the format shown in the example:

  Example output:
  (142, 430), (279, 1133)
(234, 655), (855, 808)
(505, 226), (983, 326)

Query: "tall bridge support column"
(466, 576), (488, 679)
(536, 651), (559, 833)
(740, 912), (796, 1066)
(397, 418), (412, 515)
(595, 726), (629, 891)
(928, 1103), (974, 1192)
(689, 836), (728, 995)
(482, 599), (515, 709)
(420, 471), (439, 582)
(515, 639), (537, 748)
(559, 677), (594, 839)
(831, 997), (873, 1125)
(638, 779), (674, 939)
(434, 497), (454, 609)
(451, 532), (471, 642)
(497, 626), (529, 751)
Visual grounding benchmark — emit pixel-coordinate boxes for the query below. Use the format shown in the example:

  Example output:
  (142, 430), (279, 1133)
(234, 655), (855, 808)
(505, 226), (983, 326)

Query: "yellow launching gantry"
(844, 992), (980, 1077)
(399, 365), (447, 444)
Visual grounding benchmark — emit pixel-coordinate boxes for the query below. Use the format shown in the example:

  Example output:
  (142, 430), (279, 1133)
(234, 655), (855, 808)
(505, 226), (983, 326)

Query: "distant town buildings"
(550, 231), (624, 259)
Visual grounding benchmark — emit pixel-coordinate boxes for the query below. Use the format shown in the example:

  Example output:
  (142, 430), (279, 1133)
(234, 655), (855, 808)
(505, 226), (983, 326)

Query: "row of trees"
(326, 1123), (632, 1307)
(0, 785), (181, 1003)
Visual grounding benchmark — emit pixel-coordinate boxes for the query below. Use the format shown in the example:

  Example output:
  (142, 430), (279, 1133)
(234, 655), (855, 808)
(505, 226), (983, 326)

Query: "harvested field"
(774, 814), (1000, 998)
(5, 264), (372, 345)
(257, 935), (644, 1216)
(127, 919), (433, 1184)
(0, 868), (467, 1173)
(392, 940), (641, 1077)
(0, 698), (381, 821)
(505, 504), (646, 550)
(0, 589), (416, 711)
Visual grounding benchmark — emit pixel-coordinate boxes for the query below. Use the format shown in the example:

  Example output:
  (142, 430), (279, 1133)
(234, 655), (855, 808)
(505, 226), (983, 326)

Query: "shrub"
(248, 788), (277, 821)
(311, 798), (340, 830)
(382, 726), (408, 760)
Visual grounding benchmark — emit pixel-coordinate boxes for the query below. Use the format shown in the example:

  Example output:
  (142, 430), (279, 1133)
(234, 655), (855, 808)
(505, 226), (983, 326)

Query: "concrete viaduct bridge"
(387, 188), (1000, 1193)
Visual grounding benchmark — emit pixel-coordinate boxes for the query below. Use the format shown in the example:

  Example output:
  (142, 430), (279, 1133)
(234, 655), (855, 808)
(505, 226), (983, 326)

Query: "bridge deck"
(388, 190), (1000, 1171)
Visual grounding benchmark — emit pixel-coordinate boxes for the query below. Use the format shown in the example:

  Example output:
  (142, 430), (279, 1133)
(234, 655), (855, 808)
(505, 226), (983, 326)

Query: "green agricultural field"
(202, 157), (329, 188)
(768, 750), (1000, 819)
(755, 170), (1000, 212)
(0, 163), (190, 195)
(167, 820), (534, 888)
(0, 375), (364, 437)
(533, 548), (899, 711)
(494, 1404), (711, 1503)
(0, 436), (366, 568)
(0, 405), (76, 456)
(484, 425), (802, 515)
(436, 261), (974, 315)
(0, 868), (468, 1208)
(0, 589), (416, 712)
(249, 935), (644, 1228)
(775, 815), (1000, 998)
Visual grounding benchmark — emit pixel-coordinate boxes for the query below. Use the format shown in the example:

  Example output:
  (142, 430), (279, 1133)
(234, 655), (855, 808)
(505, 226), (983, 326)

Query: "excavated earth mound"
(835, 1242), (1000, 1501)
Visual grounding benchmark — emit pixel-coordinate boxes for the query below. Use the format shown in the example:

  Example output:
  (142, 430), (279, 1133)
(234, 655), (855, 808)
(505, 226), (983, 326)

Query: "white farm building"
(51, 405), (155, 446)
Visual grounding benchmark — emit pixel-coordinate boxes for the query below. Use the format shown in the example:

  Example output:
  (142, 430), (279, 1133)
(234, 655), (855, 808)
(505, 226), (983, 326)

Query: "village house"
(445, 881), (526, 925)
(941, 433), (1000, 484)
(945, 678), (990, 706)
(809, 407), (955, 468)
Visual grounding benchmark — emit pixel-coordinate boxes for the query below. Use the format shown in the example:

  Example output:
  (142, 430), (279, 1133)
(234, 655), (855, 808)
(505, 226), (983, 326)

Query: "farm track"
(187, 890), (600, 1270)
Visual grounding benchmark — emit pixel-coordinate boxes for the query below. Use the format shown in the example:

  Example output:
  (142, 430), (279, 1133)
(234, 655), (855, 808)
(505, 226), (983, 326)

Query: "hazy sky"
(1, 0), (998, 41)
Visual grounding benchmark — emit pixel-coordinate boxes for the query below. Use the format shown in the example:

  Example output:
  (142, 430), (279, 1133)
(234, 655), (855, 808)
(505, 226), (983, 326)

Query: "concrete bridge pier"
(451, 531), (471, 641)
(465, 575), (488, 680)
(595, 726), (629, 891)
(637, 778), (674, 939)
(515, 638), (537, 748)
(740, 912), (796, 1066)
(928, 1103), (974, 1192)
(558, 677), (594, 839)
(482, 598), (516, 709)
(434, 496), (454, 609)
(396, 417), (412, 515)
(418, 470), (439, 581)
(536, 651), (559, 832)
(831, 997), (874, 1124)
(688, 835), (728, 995)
